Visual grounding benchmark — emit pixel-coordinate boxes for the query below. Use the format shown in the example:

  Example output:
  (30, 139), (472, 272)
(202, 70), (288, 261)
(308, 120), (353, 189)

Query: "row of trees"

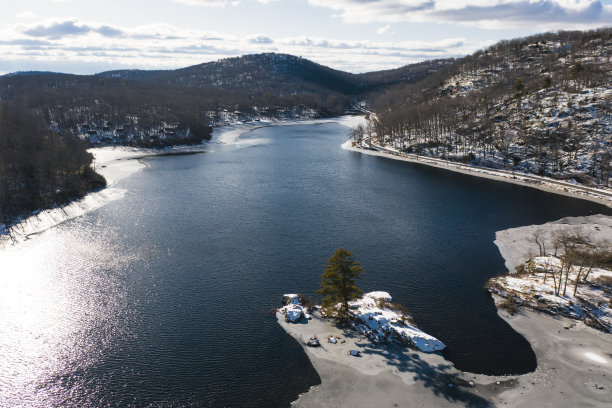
(530, 227), (610, 297)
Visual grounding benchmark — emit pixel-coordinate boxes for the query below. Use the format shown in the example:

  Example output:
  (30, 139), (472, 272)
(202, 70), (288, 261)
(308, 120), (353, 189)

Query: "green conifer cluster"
(317, 248), (363, 321)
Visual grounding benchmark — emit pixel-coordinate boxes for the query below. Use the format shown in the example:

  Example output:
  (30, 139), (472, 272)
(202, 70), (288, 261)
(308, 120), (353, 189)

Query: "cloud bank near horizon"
(0, 18), (474, 74)
(176, 0), (612, 29)
(1, 0), (610, 75)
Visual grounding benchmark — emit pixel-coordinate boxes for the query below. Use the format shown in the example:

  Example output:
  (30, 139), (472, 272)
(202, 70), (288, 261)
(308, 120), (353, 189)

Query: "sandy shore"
(342, 143), (612, 209)
(279, 307), (611, 407)
(279, 214), (612, 407)
(494, 214), (612, 272)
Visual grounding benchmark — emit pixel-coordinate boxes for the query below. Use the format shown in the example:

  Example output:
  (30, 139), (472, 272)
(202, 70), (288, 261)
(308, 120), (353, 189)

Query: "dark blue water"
(2, 121), (611, 407)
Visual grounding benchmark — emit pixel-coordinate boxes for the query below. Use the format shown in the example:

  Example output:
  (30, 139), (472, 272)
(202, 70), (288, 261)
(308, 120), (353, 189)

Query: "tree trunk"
(583, 265), (594, 282)
(563, 264), (570, 296)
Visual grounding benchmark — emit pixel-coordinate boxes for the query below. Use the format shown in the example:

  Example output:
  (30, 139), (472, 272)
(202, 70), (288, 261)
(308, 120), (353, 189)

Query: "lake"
(1, 120), (610, 407)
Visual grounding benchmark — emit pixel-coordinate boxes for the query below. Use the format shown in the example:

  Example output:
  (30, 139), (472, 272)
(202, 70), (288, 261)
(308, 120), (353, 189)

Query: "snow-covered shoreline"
(280, 303), (611, 407)
(278, 292), (445, 353)
(343, 142), (612, 209)
(0, 146), (152, 246)
(491, 215), (612, 331)
(279, 216), (612, 407)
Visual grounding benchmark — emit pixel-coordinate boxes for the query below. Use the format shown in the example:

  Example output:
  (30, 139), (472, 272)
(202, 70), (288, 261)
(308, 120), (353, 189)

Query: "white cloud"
(244, 33), (275, 44)
(377, 24), (393, 34)
(0, 18), (476, 74)
(22, 20), (123, 39)
(307, 0), (612, 29)
(173, 0), (240, 6)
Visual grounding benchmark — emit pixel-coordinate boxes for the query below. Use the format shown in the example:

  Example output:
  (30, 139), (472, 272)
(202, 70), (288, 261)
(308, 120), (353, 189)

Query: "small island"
(278, 291), (445, 352)
(277, 248), (443, 351)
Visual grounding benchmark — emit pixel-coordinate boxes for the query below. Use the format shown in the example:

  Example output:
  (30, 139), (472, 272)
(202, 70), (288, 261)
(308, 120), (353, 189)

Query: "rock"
(284, 305), (303, 323)
(307, 336), (321, 347)
(282, 294), (300, 306)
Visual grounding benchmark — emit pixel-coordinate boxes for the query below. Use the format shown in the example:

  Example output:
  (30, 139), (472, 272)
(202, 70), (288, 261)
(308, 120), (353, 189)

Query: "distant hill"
(355, 59), (455, 93)
(1, 70), (60, 77)
(95, 53), (454, 96)
(94, 69), (168, 81)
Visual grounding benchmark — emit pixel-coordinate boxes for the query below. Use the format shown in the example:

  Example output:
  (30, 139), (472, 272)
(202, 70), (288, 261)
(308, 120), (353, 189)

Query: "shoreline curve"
(342, 142), (612, 209)
(280, 214), (612, 407)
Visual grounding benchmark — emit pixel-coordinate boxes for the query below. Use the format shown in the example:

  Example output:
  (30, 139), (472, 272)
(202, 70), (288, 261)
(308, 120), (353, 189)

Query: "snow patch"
(0, 188), (126, 246)
(584, 352), (607, 364)
(349, 291), (445, 352)
(278, 293), (309, 323)
(488, 256), (612, 331)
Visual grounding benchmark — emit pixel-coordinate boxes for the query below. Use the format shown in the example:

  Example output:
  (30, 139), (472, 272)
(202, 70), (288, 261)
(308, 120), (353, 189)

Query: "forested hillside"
(0, 54), (453, 148)
(0, 53), (451, 227)
(367, 28), (612, 188)
(0, 104), (105, 227)
(98, 53), (453, 97)
(0, 74), (215, 148)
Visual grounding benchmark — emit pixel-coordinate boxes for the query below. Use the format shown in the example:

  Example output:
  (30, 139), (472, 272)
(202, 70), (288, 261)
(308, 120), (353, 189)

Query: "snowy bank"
(343, 142), (612, 209)
(488, 256), (612, 331)
(214, 115), (367, 147)
(0, 147), (151, 246)
(489, 215), (612, 332)
(348, 291), (445, 352)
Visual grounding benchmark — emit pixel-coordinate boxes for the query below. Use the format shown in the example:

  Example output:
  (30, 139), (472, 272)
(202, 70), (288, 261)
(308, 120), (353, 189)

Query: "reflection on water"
(1, 121), (610, 407)
(0, 223), (139, 407)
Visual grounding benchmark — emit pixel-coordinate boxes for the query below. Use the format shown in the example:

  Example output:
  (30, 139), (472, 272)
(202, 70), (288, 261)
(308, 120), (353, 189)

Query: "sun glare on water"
(0, 224), (136, 406)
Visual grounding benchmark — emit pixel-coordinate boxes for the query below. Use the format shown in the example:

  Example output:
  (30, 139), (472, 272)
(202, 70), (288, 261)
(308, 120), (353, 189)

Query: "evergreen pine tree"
(317, 248), (363, 320)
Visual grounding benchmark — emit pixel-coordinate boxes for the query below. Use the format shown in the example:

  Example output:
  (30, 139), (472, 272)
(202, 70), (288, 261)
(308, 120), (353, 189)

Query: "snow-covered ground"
(348, 291), (445, 352)
(490, 215), (612, 332)
(215, 115), (366, 147)
(278, 291), (444, 352)
(488, 256), (612, 332)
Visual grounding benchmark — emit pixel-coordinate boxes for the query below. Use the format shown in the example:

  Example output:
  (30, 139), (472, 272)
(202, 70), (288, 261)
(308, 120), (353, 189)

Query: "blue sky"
(1, 0), (611, 74)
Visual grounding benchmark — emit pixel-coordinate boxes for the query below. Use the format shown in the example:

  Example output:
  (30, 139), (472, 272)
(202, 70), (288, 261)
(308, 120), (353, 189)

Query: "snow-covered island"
(278, 291), (445, 352)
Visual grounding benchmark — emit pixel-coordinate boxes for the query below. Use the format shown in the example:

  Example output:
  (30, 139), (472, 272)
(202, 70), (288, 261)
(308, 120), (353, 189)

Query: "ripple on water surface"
(1, 121), (611, 407)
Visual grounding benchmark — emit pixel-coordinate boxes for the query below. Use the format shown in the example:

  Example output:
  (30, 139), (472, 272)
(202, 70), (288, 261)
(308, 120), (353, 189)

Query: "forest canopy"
(0, 104), (106, 226)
